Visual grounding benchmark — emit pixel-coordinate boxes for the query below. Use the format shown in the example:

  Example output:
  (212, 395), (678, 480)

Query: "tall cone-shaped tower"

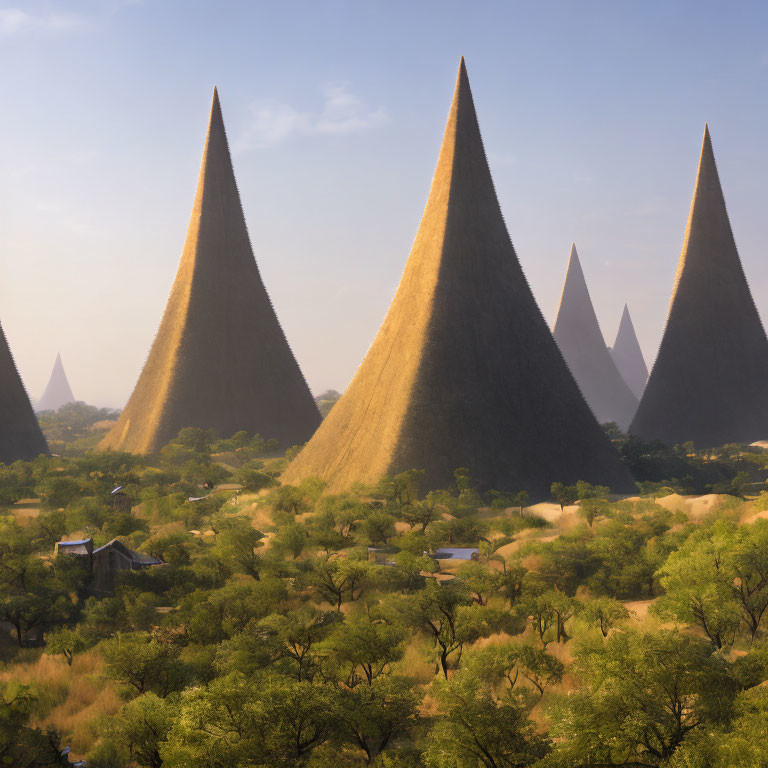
(630, 126), (768, 447)
(101, 88), (321, 453)
(552, 245), (639, 430)
(610, 305), (648, 400)
(37, 353), (76, 412)
(0, 321), (49, 462)
(283, 60), (635, 498)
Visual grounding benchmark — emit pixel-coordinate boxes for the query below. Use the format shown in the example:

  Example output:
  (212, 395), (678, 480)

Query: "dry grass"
(0, 649), (121, 758)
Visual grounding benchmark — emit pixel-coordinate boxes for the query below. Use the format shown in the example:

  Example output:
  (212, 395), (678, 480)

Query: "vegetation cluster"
(3, 410), (768, 767)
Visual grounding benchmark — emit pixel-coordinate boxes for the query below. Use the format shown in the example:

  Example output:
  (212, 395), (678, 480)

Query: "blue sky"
(1, 0), (768, 407)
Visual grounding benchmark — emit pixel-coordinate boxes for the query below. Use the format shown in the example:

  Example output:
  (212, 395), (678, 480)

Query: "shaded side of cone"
(552, 245), (639, 430)
(101, 89), (320, 454)
(610, 305), (648, 400)
(37, 353), (76, 412)
(283, 60), (635, 499)
(0, 322), (49, 462)
(630, 127), (768, 447)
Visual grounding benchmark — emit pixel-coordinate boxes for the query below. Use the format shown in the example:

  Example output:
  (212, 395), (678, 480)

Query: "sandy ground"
(11, 499), (41, 524)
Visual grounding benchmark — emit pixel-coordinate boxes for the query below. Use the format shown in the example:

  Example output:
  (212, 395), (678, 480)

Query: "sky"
(2, 0), (768, 408)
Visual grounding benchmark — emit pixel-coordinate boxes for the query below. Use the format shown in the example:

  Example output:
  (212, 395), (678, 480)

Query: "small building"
(111, 485), (133, 515)
(56, 537), (163, 593)
(432, 547), (479, 561)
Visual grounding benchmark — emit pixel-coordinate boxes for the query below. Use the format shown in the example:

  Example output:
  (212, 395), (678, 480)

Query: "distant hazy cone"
(610, 305), (648, 400)
(284, 59), (635, 498)
(100, 89), (321, 454)
(37, 353), (76, 412)
(552, 246), (639, 431)
(630, 127), (768, 447)
(0, 321), (49, 462)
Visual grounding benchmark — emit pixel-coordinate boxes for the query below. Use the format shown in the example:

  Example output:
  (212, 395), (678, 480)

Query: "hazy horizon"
(3, 0), (768, 409)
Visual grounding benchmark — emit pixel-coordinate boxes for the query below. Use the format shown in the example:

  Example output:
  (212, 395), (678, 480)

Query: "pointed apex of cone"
(282, 64), (634, 497)
(553, 246), (638, 429)
(611, 304), (649, 400)
(630, 129), (768, 446)
(100, 88), (320, 454)
(37, 352), (76, 412)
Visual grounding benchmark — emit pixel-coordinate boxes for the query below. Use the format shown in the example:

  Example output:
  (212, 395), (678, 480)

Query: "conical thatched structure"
(0, 321), (48, 462)
(283, 60), (635, 498)
(552, 245), (638, 430)
(37, 353), (76, 412)
(630, 126), (768, 447)
(610, 305), (648, 400)
(101, 88), (320, 454)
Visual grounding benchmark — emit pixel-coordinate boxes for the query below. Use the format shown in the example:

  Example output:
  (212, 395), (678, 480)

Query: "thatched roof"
(100, 88), (320, 454)
(610, 304), (648, 400)
(630, 126), (768, 447)
(553, 244), (639, 430)
(0, 320), (48, 463)
(283, 59), (635, 499)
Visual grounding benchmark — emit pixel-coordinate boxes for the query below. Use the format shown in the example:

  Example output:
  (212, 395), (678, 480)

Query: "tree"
(390, 551), (438, 593)
(44, 626), (88, 666)
(518, 589), (575, 646)
(212, 516), (265, 578)
(399, 581), (521, 678)
(550, 482), (577, 511)
(271, 521), (309, 560)
(310, 554), (372, 610)
(178, 578), (287, 644)
(339, 675), (422, 764)
(547, 630), (739, 766)
(654, 522), (743, 648)
(457, 561), (504, 606)
(101, 632), (189, 697)
(577, 595), (630, 637)
(578, 497), (611, 528)
(97, 693), (175, 768)
(667, 687), (768, 768)
(0, 684), (66, 768)
(465, 642), (564, 699)
(0, 520), (83, 646)
(321, 615), (407, 687)
(257, 608), (340, 681)
(160, 672), (339, 768)
(513, 491), (529, 516)
(424, 668), (549, 768)
(362, 510), (397, 547)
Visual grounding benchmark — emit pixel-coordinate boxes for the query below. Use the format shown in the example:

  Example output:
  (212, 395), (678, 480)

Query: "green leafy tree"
(578, 497), (611, 528)
(399, 581), (521, 678)
(457, 560), (504, 606)
(424, 668), (549, 768)
(339, 675), (422, 764)
(550, 482), (577, 511)
(211, 516), (265, 578)
(219, 607), (340, 681)
(321, 614), (408, 687)
(44, 626), (88, 666)
(101, 632), (190, 697)
(96, 692), (175, 768)
(160, 672), (339, 767)
(309, 554), (372, 610)
(577, 595), (630, 637)
(547, 630), (739, 766)
(0, 684), (66, 768)
(654, 522), (743, 648)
